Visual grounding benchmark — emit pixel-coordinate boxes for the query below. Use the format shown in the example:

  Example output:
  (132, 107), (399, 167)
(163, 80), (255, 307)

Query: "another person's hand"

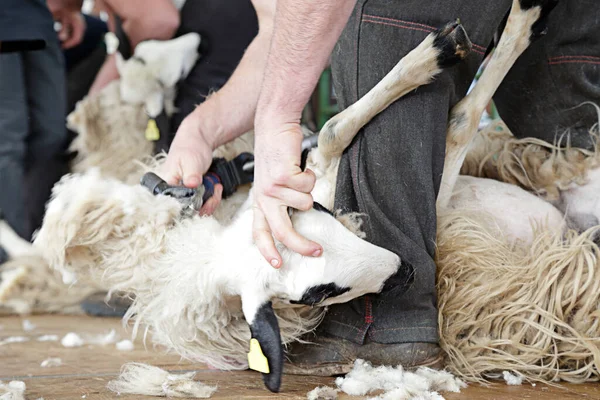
(252, 120), (322, 269)
(55, 11), (86, 49)
(159, 111), (223, 216)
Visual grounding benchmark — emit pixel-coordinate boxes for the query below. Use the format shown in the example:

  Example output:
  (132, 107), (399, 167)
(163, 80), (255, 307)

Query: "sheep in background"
(67, 32), (201, 185)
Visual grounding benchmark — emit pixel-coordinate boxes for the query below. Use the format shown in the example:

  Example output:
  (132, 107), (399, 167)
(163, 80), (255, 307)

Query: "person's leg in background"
(23, 32), (68, 239)
(153, 0), (259, 154)
(287, 0), (512, 373)
(494, 0), (600, 150)
(0, 52), (32, 240)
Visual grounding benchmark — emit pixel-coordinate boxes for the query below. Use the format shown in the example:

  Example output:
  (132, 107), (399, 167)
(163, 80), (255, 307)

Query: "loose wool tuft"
(502, 371), (523, 386)
(306, 386), (339, 400)
(436, 208), (600, 384)
(107, 363), (217, 398)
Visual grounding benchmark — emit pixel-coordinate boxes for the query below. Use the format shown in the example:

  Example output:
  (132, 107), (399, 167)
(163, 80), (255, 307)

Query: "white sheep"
(33, 20), (473, 393)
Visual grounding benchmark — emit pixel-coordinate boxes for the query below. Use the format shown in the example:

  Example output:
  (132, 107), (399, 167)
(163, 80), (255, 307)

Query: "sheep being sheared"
(34, 20), (474, 393)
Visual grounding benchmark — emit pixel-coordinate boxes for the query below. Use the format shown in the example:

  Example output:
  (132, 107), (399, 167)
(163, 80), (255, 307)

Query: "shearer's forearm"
(255, 0), (356, 131)
(194, 0), (276, 149)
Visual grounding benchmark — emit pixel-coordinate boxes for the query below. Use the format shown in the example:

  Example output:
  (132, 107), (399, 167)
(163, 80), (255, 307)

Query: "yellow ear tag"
(145, 118), (160, 141)
(248, 338), (270, 374)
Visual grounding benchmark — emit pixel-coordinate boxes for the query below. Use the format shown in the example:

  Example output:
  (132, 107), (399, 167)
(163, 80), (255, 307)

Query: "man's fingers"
(253, 206), (282, 268)
(269, 186), (313, 211)
(199, 184), (223, 216)
(266, 204), (322, 258)
(283, 168), (317, 193)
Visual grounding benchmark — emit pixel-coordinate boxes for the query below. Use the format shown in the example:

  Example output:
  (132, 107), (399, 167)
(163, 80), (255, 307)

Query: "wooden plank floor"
(1, 315), (600, 399)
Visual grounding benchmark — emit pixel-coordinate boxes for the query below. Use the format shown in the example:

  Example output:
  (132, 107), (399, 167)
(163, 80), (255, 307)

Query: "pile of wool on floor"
(436, 208), (600, 384)
(307, 359), (466, 400)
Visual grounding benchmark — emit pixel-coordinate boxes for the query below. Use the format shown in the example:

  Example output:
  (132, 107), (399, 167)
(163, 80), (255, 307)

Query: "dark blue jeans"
(321, 0), (599, 345)
(0, 33), (67, 240)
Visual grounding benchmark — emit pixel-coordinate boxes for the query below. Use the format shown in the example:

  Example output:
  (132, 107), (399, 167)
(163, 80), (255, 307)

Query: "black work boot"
(284, 333), (444, 376)
(80, 291), (133, 317)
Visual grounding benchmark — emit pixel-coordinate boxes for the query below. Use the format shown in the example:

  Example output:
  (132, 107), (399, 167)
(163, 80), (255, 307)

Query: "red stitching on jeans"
(471, 43), (487, 51)
(362, 18), (485, 55)
(548, 55), (600, 61)
(363, 14), (436, 31)
(362, 18), (433, 34)
(548, 60), (600, 65)
(364, 296), (373, 324)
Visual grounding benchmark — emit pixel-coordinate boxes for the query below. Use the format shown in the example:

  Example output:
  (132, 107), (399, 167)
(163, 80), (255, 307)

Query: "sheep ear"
(241, 292), (283, 393)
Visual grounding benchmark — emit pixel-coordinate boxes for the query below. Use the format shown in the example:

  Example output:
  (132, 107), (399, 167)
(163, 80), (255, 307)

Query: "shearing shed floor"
(1, 315), (599, 399)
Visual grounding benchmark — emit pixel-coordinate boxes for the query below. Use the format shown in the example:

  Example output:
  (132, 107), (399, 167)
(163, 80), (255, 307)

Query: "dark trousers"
(154, 0), (259, 153)
(0, 33), (67, 241)
(321, 0), (599, 344)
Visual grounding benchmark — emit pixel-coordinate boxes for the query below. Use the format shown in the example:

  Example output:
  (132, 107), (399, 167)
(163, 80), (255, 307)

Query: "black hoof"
(433, 20), (473, 68)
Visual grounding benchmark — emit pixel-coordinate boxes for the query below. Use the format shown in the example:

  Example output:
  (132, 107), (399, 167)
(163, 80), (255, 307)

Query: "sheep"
(67, 33), (202, 185)
(33, 20), (474, 393)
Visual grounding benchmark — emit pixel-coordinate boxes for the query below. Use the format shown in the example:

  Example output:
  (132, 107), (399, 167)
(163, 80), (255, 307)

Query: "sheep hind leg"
(436, 0), (559, 211)
(312, 20), (473, 171)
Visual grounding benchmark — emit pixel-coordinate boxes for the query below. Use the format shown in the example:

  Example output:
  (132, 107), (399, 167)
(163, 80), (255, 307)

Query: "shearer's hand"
(252, 121), (322, 268)
(159, 111), (223, 216)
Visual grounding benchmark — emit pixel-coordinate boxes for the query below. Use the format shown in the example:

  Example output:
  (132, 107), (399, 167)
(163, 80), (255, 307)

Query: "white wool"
(0, 337), (29, 346)
(335, 360), (466, 399)
(0, 380), (26, 400)
(503, 371), (523, 386)
(86, 329), (119, 345)
(116, 339), (134, 351)
(307, 386), (339, 400)
(37, 335), (59, 342)
(61, 332), (84, 348)
(107, 363), (217, 398)
(40, 358), (62, 368)
(22, 320), (36, 331)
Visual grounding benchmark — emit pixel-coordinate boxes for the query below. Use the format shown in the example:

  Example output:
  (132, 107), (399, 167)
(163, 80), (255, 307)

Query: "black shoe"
(80, 291), (133, 317)
(284, 333), (444, 376)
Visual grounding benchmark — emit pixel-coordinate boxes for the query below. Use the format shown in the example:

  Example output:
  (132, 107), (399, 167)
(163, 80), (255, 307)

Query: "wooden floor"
(1, 315), (600, 399)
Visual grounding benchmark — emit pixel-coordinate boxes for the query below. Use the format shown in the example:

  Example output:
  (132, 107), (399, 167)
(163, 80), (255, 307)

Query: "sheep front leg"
(436, 0), (559, 210)
(313, 20), (472, 170)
